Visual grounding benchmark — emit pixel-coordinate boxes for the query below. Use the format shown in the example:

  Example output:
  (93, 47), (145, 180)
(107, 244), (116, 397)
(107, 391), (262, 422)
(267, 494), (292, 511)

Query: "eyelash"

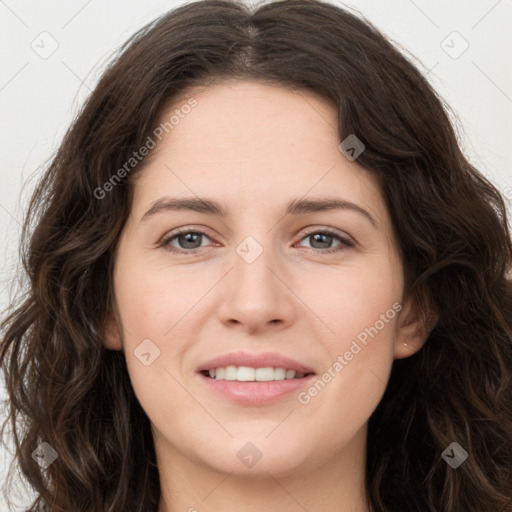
(158, 227), (354, 255)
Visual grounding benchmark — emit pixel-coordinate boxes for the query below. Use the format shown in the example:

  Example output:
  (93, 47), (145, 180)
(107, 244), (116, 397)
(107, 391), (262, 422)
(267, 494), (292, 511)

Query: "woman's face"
(106, 80), (421, 478)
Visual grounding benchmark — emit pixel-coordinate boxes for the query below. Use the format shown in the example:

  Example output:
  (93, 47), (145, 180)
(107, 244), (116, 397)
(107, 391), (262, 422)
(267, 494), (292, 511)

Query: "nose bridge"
(232, 232), (280, 297)
(216, 229), (296, 330)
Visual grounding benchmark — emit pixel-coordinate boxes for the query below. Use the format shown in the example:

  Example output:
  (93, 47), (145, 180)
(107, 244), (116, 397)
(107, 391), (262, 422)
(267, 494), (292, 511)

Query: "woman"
(1, 1), (511, 510)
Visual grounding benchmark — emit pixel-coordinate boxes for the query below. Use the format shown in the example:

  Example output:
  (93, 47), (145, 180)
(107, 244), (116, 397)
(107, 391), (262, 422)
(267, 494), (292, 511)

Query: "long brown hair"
(1, 1), (511, 510)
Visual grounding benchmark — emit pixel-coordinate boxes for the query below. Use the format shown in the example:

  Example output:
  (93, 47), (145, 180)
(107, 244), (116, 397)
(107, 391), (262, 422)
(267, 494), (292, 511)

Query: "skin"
(104, 80), (430, 512)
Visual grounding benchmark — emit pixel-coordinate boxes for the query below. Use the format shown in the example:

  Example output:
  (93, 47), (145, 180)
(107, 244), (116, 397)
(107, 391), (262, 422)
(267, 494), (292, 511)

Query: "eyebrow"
(140, 196), (378, 228)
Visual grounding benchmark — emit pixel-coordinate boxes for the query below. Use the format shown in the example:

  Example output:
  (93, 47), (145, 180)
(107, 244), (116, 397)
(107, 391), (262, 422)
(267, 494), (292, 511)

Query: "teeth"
(206, 366), (309, 381)
(225, 366), (238, 380)
(273, 368), (286, 380)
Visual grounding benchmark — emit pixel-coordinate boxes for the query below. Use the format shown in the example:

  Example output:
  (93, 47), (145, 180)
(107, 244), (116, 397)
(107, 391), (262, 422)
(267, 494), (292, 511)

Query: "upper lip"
(197, 351), (316, 374)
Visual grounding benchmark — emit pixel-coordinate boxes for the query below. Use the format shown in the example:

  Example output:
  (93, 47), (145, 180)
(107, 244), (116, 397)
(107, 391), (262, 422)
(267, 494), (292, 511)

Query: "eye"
(158, 229), (213, 253)
(295, 229), (354, 254)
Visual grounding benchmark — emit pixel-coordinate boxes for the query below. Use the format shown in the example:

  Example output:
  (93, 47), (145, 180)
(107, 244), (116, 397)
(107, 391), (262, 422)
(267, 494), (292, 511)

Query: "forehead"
(157, 79), (339, 156)
(131, 80), (384, 222)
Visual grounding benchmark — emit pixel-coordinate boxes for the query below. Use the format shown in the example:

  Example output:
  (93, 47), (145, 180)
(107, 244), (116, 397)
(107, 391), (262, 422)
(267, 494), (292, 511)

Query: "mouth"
(196, 351), (316, 404)
(197, 364), (317, 405)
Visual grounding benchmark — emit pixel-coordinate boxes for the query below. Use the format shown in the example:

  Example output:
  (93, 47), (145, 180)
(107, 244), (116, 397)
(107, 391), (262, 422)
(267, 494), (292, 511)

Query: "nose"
(216, 238), (297, 334)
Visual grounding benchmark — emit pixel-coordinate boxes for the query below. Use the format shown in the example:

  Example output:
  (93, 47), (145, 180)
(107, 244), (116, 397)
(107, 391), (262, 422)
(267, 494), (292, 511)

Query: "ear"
(394, 294), (437, 359)
(103, 309), (123, 351)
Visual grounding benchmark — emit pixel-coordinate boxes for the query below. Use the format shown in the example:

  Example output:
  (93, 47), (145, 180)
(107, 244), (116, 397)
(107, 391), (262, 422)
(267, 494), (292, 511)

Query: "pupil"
(312, 233), (331, 248)
(181, 233), (200, 248)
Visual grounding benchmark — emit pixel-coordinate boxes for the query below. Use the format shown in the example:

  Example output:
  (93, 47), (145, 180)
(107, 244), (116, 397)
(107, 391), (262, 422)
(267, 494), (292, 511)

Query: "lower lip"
(198, 372), (316, 405)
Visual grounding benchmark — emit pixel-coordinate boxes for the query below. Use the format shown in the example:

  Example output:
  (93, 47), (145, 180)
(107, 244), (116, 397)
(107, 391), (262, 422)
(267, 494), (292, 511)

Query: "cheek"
(112, 255), (194, 395)
(297, 264), (400, 410)
(304, 262), (401, 345)
(114, 253), (205, 338)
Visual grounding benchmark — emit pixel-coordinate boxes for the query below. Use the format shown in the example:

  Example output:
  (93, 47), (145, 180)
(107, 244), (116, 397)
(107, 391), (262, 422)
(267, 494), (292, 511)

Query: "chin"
(197, 438), (313, 478)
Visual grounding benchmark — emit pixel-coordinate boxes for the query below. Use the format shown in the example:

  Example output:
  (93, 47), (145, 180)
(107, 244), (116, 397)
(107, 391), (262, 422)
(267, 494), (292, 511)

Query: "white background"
(1, 0), (511, 509)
